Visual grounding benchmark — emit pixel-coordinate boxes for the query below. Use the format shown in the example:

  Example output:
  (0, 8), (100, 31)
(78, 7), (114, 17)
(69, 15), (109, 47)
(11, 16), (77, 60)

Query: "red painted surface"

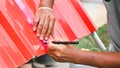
(0, 0), (97, 67)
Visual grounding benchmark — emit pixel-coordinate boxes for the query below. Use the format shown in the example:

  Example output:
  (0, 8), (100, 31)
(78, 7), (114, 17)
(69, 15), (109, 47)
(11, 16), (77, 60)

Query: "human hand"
(33, 7), (55, 40)
(47, 41), (79, 62)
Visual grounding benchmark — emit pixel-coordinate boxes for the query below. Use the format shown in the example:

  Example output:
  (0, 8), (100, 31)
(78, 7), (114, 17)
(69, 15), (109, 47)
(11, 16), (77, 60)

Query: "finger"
(47, 51), (67, 62)
(40, 15), (50, 40)
(47, 51), (58, 61)
(51, 31), (55, 39)
(48, 43), (67, 53)
(44, 16), (55, 40)
(56, 57), (71, 62)
(36, 16), (45, 37)
(33, 12), (40, 31)
(48, 42), (60, 51)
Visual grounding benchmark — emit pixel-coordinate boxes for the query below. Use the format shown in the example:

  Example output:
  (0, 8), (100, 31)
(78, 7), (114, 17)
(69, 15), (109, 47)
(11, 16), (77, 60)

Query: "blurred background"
(76, 0), (109, 52)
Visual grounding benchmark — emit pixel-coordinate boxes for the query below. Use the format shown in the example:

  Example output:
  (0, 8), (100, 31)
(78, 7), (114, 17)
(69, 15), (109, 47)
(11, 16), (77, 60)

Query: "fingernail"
(45, 37), (48, 41)
(37, 34), (40, 37)
(33, 26), (36, 31)
(39, 37), (43, 40)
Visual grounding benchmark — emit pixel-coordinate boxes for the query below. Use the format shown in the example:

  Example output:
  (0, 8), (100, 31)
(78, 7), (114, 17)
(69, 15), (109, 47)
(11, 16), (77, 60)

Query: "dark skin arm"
(47, 42), (120, 68)
(33, 0), (55, 40)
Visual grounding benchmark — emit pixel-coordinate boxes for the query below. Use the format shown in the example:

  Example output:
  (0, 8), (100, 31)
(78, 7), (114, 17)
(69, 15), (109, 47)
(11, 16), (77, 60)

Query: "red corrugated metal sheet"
(0, 0), (46, 67)
(0, 24), (26, 67)
(0, 0), (97, 67)
(53, 0), (97, 40)
(17, 0), (97, 40)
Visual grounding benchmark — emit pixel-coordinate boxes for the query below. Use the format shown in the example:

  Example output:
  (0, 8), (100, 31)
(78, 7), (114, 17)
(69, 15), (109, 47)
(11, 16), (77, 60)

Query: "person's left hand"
(33, 8), (55, 40)
(47, 41), (79, 62)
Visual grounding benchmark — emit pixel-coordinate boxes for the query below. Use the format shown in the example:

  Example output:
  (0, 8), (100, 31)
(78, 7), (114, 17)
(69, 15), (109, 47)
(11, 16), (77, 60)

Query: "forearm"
(39, 0), (54, 8)
(73, 51), (120, 68)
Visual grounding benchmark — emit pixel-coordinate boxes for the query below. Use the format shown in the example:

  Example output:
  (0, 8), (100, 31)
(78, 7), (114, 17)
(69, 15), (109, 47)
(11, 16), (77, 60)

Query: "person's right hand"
(47, 40), (79, 63)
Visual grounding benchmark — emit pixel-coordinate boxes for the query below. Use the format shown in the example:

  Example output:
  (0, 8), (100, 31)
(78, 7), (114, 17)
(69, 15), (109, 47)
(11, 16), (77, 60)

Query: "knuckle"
(47, 30), (52, 34)
(49, 26), (53, 30)
(56, 53), (62, 58)
(39, 24), (43, 27)
(43, 26), (48, 30)
(38, 26), (42, 30)
(33, 22), (38, 26)
(50, 16), (55, 20)
(49, 24), (54, 28)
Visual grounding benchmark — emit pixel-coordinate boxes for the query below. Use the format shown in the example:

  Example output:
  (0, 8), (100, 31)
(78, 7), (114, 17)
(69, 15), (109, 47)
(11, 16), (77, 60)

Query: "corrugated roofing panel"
(0, 0), (97, 67)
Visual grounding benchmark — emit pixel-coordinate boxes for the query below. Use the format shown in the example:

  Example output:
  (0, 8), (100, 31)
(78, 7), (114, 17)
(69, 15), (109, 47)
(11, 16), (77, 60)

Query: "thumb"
(47, 41), (59, 51)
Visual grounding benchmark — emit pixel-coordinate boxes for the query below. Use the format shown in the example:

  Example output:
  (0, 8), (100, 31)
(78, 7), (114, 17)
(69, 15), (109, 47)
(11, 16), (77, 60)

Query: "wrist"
(39, 0), (54, 8)
(38, 7), (53, 12)
(68, 48), (81, 63)
(72, 50), (87, 64)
